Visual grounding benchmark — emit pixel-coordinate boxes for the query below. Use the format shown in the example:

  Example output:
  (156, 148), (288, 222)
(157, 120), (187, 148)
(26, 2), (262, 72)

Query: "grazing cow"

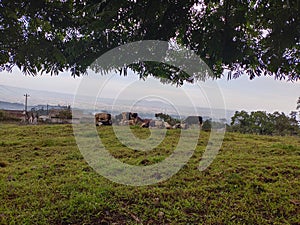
(184, 116), (203, 128)
(95, 113), (112, 126)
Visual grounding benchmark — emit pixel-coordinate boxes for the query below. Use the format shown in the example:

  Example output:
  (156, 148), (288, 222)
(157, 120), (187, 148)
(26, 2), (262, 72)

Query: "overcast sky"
(0, 68), (299, 114)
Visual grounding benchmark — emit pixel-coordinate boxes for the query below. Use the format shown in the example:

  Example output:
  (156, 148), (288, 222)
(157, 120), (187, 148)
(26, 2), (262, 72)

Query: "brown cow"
(95, 113), (112, 126)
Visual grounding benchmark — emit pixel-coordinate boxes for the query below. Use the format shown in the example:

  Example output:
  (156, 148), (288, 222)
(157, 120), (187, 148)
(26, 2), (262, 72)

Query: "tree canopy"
(229, 110), (299, 136)
(1, 0), (299, 84)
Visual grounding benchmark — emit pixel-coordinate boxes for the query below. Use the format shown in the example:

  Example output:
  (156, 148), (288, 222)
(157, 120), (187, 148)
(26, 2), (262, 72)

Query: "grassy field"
(0, 124), (299, 224)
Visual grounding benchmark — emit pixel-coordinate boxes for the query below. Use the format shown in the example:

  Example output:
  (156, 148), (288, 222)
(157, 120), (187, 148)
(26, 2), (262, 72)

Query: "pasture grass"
(0, 124), (299, 224)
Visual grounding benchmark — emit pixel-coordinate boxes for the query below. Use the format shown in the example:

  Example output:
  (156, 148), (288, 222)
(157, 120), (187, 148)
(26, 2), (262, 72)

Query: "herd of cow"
(95, 112), (203, 129)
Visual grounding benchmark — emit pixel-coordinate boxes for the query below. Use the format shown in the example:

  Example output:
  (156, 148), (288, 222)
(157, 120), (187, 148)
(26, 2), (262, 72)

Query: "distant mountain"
(0, 101), (24, 110)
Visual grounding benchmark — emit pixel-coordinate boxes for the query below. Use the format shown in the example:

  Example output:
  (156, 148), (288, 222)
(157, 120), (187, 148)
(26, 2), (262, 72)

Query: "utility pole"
(24, 94), (30, 112)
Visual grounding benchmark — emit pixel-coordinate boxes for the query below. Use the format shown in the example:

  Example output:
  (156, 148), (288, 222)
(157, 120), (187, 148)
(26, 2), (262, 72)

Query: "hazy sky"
(1, 68), (299, 114)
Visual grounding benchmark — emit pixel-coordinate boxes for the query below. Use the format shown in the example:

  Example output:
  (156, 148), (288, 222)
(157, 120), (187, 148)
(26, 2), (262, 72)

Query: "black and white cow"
(184, 116), (203, 128)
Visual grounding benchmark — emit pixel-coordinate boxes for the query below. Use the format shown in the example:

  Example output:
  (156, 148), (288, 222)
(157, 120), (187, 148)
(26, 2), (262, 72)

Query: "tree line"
(227, 110), (299, 136)
(202, 97), (300, 136)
